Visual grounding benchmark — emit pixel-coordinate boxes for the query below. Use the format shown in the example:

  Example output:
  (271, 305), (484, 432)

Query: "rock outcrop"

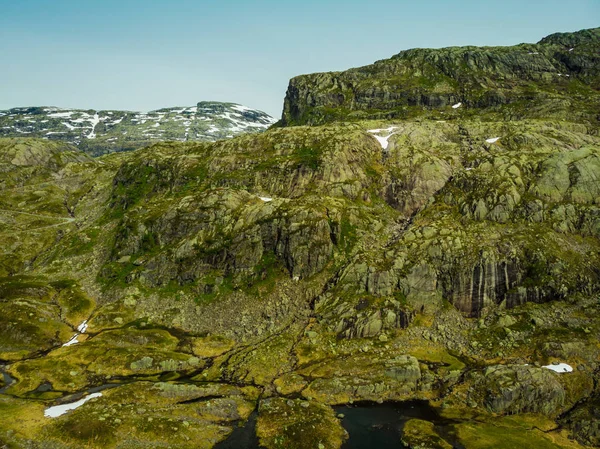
(281, 28), (600, 126)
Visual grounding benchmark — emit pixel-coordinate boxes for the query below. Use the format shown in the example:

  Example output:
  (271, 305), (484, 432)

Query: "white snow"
(486, 137), (500, 144)
(62, 320), (88, 347)
(232, 105), (254, 113)
(543, 363), (573, 373)
(86, 113), (100, 139)
(62, 335), (80, 347)
(367, 127), (398, 150)
(528, 52), (540, 55)
(569, 48), (574, 52)
(452, 102), (462, 109)
(259, 197), (273, 202)
(44, 393), (102, 418)
(62, 122), (77, 131)
(48, 111), (74, 118)
(77, 320), (88, 333)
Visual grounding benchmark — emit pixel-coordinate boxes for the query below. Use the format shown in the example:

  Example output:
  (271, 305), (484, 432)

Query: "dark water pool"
(214, 411), (260, 449)
(0, 367), (15, 394)
(213, 400), (461, 449)
(335, 401), (463, 449)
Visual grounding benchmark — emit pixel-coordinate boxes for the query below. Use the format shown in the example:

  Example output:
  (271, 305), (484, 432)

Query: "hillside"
(0, 101), (276, 156)
(0, 28), (599, 449)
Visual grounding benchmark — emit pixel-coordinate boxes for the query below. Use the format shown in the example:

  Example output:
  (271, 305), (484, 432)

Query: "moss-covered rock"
(257, 397), (346, 449)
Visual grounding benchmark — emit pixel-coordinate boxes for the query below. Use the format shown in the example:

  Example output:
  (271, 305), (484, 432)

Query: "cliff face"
(281, 28), (600, 126)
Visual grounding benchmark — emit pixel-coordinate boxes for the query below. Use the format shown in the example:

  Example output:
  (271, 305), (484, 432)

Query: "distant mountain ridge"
(0, 101), (276, 156)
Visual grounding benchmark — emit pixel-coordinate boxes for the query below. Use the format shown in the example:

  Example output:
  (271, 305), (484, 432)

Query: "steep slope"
(281, 27), (600, 126)
(0, 101), (276, 156)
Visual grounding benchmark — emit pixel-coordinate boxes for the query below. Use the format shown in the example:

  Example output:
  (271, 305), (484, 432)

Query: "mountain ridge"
(0, 101), (276, 156)
(280, 27), (600, 126)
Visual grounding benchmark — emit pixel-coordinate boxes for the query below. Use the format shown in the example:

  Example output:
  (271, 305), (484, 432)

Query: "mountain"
(281, 27), (600, 126)
(0, 28), (599, 449)
(0, 101), (277, 156)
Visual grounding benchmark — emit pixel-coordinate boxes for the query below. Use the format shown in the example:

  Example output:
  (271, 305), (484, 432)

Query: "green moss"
(294, 146), (321, 170)
(402, 419), (452, 448)
(257, 398), (345, 449)
(455, 419), (565, 449)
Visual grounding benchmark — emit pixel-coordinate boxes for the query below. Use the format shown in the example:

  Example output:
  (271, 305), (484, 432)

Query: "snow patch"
(87, 114), (100, 139)
(48, 111), (74, 118)
(543, 363), (573, 373)
(452, 102), (462, 109)
(62, 320), (88, 347)
(44, 393), (103, 418)
(62, 335), (80, 347)
(486, 137), (500, 144)
(232, 104), (254, 113)
(367, 127), (398, 150)
(259, 197), (273, 202)
(77, 320), (88, 333)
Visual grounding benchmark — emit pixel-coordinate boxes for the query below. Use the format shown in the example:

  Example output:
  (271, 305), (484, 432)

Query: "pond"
(335, 401), (463, 449)
(214, 410), (260, 449)
(213, 400), (462, 449)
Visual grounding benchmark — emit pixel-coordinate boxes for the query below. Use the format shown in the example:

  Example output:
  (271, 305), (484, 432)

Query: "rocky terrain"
(0, 102), (276, 156)
(281, 28), (600, 126)
(0, 27), (599, 449)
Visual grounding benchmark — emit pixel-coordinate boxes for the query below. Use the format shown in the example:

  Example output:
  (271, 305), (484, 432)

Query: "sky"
(0, 0), (598, 118)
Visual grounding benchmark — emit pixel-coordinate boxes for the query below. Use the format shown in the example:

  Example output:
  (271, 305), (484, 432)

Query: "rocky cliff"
(281, 27), (600, 126)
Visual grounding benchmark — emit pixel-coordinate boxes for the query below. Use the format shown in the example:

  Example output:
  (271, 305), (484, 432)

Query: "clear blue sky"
(1, 0), (598, 118)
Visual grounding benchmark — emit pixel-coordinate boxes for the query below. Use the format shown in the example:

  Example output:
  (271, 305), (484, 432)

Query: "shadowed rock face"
(281, 28), (600, 126)
(439, 257), (565, 317)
